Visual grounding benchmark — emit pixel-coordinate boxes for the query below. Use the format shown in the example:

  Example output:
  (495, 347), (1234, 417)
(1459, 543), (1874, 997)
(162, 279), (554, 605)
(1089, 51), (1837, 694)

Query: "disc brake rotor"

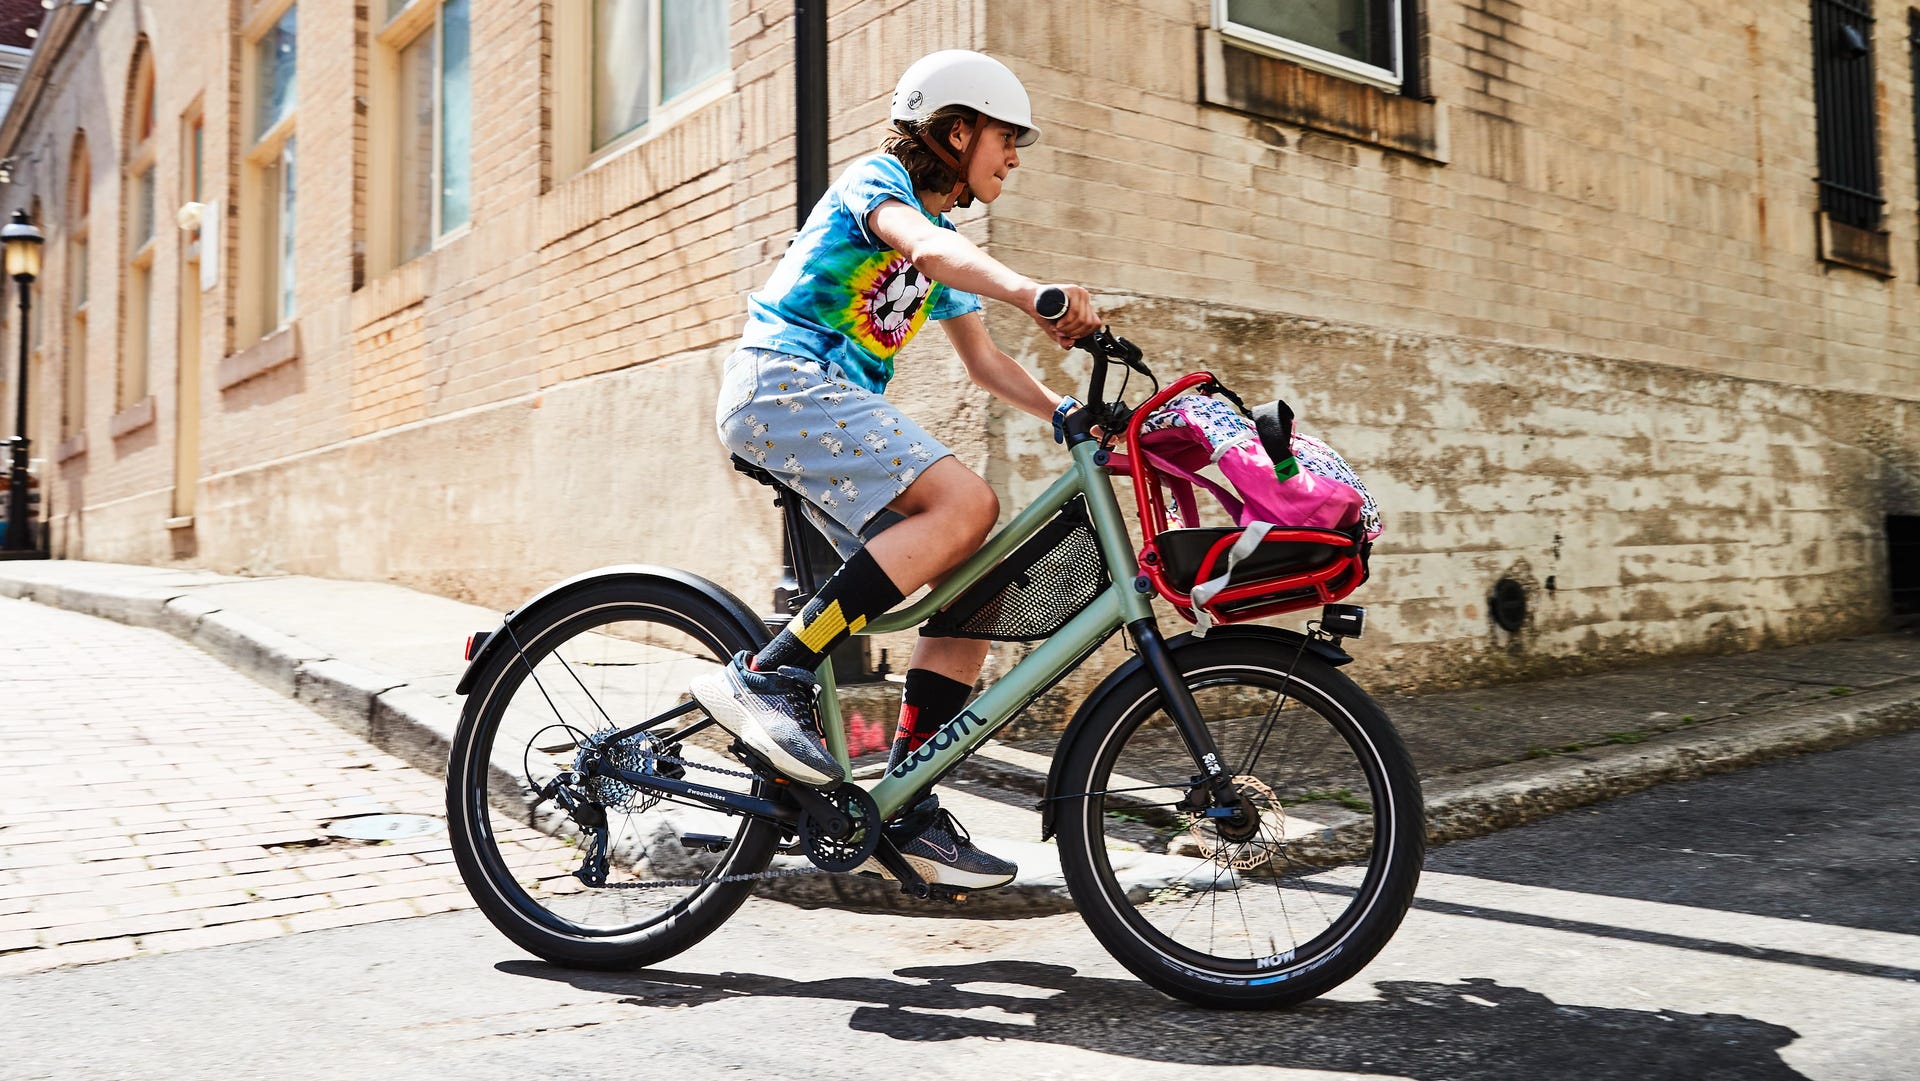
(1190, 775), (1286, 871)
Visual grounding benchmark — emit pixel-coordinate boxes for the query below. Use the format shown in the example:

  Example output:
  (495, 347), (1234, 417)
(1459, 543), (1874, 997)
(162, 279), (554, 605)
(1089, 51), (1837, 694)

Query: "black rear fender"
(454, 564), (768, 696)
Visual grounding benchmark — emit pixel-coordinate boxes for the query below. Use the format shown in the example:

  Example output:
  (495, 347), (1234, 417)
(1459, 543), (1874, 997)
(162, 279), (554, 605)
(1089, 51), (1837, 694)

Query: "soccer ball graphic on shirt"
(862, 258), (933, 348)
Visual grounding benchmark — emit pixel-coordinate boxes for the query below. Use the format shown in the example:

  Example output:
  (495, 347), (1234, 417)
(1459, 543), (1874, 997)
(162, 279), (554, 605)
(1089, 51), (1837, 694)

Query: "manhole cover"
(325, 814), (445, 841)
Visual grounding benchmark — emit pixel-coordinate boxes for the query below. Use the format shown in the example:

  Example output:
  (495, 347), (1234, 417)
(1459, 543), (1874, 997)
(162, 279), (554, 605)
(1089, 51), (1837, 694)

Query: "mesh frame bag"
(921, 497), (1111, 642)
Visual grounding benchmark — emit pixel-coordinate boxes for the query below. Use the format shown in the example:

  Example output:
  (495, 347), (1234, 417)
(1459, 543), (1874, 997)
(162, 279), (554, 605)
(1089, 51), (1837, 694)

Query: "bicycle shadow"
(501, 959), (1807, 1079)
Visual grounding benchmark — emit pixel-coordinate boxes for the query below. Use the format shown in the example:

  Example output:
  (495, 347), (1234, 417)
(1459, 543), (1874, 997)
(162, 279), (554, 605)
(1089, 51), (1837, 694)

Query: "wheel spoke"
(1063, 644), (1422, 1005)
(447, 590), (780, 964)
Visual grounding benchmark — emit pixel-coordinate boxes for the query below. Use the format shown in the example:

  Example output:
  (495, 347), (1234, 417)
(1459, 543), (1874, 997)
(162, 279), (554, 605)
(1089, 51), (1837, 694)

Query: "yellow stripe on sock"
(794, 601), (850, 653)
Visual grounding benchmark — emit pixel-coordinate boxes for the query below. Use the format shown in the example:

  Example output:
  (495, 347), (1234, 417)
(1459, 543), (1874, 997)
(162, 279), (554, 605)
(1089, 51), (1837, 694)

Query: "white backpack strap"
(1188, 522), (1273, 637)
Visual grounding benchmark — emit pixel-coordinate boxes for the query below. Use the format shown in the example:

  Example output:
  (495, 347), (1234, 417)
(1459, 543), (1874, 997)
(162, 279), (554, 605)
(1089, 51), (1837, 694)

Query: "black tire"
(1054, 635), (1423, 1008)
(446, 580), (780, 970)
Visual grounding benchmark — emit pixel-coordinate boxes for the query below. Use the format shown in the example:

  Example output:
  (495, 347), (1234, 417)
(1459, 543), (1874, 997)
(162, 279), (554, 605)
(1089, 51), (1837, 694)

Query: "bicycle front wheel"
(1054, 634), (1423, 1008)
(446, 579), (781, 970)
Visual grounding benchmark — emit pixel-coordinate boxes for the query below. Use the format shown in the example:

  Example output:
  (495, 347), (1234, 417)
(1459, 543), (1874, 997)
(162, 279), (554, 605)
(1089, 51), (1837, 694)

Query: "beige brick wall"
(987, 1), (1920, 399)
(957, 0), (1920, 694)
(2, 0), (1913, 698)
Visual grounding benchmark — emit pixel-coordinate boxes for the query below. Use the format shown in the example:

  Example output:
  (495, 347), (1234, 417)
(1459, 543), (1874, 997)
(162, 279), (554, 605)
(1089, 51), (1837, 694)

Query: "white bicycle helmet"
(890, 50), (1040, 147)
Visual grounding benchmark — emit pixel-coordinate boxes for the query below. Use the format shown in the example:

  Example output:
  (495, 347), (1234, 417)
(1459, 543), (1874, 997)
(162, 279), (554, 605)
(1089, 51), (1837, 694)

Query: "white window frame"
(553, 0), (732, 178)
(64, 137), (89, 442)
(369, 0), (471, 276)
(1214, 0), (1403, 93)
(239, 0), (298, 342)
(122, 51), (157, 409)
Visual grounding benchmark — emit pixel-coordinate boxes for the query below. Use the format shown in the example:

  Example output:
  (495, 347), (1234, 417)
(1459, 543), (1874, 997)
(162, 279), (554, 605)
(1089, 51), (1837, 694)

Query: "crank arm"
(867, 837), (931, 896)
(780, 780), (856, 837)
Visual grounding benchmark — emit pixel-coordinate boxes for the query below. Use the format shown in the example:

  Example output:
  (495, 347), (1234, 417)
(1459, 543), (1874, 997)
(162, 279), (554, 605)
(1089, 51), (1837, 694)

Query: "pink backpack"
(1137, 393), (1382, 539)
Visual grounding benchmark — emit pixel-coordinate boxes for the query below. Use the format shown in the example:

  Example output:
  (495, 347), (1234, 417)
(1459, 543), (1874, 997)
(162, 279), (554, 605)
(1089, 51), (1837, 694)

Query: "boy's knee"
(958, 475), (999, 542)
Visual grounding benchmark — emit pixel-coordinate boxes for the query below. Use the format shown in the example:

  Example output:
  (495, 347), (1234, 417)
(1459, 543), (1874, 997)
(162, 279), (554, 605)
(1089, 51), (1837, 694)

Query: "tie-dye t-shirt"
(740, 155), (982, 394)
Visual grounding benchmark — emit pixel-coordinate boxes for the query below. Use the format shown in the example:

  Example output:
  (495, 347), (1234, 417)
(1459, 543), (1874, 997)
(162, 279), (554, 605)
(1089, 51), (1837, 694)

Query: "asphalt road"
(2, 727), (1915, 1080)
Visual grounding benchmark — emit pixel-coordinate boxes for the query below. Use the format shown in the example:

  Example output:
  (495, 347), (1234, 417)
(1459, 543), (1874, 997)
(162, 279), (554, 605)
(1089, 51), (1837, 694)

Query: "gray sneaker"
(689, 652), (846, 788)
(857, 798), (1017, 890)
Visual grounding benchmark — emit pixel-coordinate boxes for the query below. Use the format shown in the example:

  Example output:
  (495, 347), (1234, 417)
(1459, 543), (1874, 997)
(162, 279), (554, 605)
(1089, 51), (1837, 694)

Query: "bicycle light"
(1321, 604), (1365, 639)
(464, 630), (492, 661)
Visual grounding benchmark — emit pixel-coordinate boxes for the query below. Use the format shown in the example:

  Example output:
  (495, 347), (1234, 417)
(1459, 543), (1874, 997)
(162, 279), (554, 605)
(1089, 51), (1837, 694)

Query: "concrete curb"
(10, 569), (1920, 921)
(1421, 681), (1920, 843)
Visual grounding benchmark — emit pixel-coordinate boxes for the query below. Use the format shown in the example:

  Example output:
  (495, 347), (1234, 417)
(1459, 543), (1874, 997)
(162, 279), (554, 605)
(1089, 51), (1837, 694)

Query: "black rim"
(1080, 663), (1399, 982)
(458, 597), (772, 940)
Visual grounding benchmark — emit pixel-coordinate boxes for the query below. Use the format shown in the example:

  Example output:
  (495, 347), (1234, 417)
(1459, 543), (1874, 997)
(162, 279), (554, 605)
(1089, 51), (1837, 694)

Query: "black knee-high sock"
(886, 668), (973, 772)
(754, 547), (905, 673)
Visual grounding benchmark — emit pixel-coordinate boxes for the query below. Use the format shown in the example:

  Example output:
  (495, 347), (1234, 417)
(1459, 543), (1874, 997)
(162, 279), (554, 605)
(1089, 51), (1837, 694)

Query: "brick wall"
(987, 1), (1920, 399)
(976, 0), (1920, 692)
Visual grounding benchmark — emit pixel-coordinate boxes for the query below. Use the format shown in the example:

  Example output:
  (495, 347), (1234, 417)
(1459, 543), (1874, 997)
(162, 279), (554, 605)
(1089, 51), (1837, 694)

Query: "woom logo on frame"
(886, 710), (982, 779)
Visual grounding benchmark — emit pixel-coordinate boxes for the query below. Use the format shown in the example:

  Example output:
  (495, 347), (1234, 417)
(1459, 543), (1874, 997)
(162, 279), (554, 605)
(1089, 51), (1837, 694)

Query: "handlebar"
(1036, 285), (1070, 321)
(1069, 327), (1157, 447)
(1033, 285), (1158, 444)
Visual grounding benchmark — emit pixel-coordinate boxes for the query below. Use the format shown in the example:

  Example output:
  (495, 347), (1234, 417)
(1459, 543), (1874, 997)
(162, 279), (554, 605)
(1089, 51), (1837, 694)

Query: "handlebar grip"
(1035, 285), (1070, 321)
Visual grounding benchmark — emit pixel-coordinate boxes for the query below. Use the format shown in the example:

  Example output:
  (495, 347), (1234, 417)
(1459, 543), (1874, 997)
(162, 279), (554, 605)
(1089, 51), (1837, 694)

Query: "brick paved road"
(0, 597), (557, 975)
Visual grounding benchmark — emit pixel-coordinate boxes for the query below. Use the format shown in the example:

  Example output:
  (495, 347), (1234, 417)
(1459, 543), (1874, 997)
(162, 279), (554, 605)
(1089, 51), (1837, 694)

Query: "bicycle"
(445, 313), (1424, 1009)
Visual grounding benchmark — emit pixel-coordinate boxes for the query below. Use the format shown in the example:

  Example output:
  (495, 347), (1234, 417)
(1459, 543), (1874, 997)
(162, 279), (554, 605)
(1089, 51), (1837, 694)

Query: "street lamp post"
(2, 208), (45, 556)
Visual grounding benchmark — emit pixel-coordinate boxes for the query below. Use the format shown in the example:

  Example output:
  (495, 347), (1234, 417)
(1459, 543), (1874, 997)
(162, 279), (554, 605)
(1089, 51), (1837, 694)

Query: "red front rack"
(1112, 372), (1370, 629)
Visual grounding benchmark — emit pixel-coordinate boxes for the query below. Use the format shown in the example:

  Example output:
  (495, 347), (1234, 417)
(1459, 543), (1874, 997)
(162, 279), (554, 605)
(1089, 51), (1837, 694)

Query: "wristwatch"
(1052, 396), (1081, 444)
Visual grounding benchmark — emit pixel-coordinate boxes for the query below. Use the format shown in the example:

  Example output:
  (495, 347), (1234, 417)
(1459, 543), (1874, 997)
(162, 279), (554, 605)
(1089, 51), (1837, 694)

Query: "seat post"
(773, 487), (822, 613)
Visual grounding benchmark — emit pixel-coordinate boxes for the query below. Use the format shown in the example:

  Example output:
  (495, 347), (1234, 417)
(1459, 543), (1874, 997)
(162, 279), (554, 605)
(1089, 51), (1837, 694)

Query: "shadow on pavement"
(1426, 730), (1920, 938)
(501, 959), (1806, 1079)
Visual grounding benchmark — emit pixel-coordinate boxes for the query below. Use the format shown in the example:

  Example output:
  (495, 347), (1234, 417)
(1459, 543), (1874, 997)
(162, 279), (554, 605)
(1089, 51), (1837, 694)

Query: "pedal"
(927, 884), (969, 906)
(678, 832), (732, 853)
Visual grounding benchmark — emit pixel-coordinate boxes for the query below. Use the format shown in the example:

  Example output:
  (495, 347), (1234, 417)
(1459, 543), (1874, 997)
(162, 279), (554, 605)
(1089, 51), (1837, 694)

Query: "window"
(592, 0), (727, 147)
(63, 134), (89, 442)
(241, 3), (297, 340)
(371, 0), (471, 274)
(552, 0), (729, 175)
(121, 44), (156, 410)
(1216, 0), (1404, 92)
(1909, 11), (1920, 232)
(1199, 0), (1438, 162)
(1811, 0), (1882, 231)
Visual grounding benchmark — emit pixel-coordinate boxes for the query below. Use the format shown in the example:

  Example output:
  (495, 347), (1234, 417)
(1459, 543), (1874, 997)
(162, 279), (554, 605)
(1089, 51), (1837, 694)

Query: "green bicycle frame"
(810, 440), (1156, 821)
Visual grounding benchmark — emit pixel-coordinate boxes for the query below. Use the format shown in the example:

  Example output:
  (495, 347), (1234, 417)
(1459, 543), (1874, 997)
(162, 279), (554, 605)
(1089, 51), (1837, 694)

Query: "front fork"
(1126, 618), (1247, 818)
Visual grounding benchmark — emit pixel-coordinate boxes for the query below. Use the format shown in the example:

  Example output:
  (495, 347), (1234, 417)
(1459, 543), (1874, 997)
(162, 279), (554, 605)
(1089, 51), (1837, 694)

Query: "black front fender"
(454, 564), (769, 696)
(1038, 624), (1348, 841)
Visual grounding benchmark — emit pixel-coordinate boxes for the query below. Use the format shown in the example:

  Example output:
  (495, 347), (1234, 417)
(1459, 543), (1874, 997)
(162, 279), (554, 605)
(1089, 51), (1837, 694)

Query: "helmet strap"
(905, 116), (982, 210)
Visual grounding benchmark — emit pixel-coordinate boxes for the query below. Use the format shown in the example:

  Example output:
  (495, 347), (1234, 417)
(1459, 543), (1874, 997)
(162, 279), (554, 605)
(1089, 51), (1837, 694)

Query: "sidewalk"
(4, 559), (1917, 918)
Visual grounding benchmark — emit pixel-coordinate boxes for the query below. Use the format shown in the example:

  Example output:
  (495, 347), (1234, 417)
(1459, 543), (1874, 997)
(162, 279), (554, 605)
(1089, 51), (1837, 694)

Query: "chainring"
(797, 785), (882, 873)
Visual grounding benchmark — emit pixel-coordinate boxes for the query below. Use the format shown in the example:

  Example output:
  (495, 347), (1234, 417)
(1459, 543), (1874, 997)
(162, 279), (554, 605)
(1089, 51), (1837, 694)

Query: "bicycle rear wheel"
(446, 579), (780, 970)
(1054, 634), (1423, 1008)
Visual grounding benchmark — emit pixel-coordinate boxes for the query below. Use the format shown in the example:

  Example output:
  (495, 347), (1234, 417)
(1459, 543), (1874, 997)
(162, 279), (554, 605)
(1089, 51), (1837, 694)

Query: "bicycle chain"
(579, 739), (832, 890)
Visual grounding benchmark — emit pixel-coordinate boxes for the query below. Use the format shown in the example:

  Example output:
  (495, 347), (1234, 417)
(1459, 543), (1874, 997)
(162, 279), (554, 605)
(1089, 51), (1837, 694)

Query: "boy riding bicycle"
(690, 50), (1102, 890)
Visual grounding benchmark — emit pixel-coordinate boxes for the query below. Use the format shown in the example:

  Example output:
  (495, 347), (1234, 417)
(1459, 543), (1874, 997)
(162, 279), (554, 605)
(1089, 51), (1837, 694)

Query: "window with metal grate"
(1910, 12), (1920, 227)
(1812, 0), (1883, 230)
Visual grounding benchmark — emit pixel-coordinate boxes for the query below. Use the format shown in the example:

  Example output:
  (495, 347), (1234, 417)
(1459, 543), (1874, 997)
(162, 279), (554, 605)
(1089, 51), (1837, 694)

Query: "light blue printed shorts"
(717, 347), (953, 558)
